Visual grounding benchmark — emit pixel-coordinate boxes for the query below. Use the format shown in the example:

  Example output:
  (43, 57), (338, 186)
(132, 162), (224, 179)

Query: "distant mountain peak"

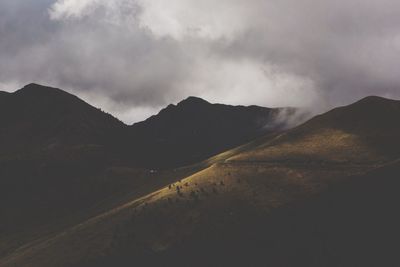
(24, 83), (43, 88)
(153, 96), (211, 117)
(336, 95), (400, 119)
(20, 83), (52, 91)
(16, 83), (68, 97)
(178, 96), (210, 106)
(354, 95), (398, 106)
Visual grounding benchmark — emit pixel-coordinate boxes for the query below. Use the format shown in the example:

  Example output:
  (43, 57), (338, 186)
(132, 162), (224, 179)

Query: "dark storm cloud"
(1, 0), (400, 123)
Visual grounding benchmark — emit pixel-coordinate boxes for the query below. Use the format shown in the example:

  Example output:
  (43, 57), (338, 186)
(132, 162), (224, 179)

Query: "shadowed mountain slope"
(2, 96), (399, 267)
(0, 84), (287, 261)
(0, 83), (125, 157)
(127, 96), (285, 168)
(0, 84), (286, 168)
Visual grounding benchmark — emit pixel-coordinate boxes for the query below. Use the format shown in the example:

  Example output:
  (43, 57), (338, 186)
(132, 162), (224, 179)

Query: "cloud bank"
(1, 0), (400, 123)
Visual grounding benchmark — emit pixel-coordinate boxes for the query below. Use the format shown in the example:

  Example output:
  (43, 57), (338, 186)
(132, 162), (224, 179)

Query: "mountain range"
(0, 84), (399, 267)
(0, 83), (287, 168)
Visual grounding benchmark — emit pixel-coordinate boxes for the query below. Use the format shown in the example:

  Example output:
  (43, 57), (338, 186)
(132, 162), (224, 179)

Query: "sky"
(1, 0), (400, 123)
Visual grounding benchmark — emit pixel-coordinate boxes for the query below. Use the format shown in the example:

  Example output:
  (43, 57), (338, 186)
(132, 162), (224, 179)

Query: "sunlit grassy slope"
(0, 163), (203, 263)
(231, 96), (400, 164)
(1, 96), (399, 267)
(231, 128), (382, 163)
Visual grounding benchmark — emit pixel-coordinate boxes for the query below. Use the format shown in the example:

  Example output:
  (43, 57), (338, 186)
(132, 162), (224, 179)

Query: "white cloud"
(136, 0), (260, 40)
(50, 0), (259, 40)
(49, 0), (139, 25)
(49, 0), (98, 20)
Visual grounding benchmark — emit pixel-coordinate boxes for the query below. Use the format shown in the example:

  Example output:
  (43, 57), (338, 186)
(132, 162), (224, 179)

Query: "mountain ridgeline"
(127, 96), (284, 168)
(0, 84), (125, 156)
(1, 83), (400, 267)
(0, 83), (286, 168)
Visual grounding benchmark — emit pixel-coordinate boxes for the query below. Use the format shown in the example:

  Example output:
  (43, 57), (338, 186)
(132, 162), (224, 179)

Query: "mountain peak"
(24, 83), (43, 88)
(17, 83), (67, 97)
(342, 95), (400, 117)
(21, 83), (52, 91)
(178, 96), (210, 106)
(356, 95), (393, 103)
(349, 96), (400, 112)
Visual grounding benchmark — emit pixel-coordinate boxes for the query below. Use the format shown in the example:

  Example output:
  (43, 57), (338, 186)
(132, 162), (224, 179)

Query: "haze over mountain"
(1, 90), (398, 267)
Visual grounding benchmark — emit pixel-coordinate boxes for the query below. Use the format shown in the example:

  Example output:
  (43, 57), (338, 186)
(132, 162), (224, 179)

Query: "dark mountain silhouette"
(0, 84), (129, 257)
(0, 84), (284, 168)
(127, 96), (282, 168)
(0, 83), (125, 157)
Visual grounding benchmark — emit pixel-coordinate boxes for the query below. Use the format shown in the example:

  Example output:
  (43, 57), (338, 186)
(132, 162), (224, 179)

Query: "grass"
(2, 97), (400, 267)
(0, 156), (374, 267)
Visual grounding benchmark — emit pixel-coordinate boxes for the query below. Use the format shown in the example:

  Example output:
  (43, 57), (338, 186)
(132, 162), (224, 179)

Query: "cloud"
(1, 0), (400, 123)
(49, 0), (98, 20)
(135, 0), (260, 40)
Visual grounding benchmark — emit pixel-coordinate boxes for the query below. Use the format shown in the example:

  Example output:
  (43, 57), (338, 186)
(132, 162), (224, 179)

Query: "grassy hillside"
(232, 96), (400, 164)
(1, 96), (399, 267)
(0, 84), (288, 261)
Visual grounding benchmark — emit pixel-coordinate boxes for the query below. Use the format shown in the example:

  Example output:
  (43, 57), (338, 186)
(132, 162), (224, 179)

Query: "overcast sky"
(1, 0), (400, 123)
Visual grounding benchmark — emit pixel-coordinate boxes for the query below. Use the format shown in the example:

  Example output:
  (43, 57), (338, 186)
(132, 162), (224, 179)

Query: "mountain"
(0, 84), (128, 258)
(0, 83), (287, 262)
(0, 84), (286, 168)
(2, 96), (399, 267)
(127, 96), (285, 168)
(0, 83), (125, 157)
(232, 95), (400, 164)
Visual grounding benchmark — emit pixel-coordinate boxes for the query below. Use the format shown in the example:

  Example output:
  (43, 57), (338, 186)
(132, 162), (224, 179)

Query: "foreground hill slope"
(2, 96), (399, 267)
